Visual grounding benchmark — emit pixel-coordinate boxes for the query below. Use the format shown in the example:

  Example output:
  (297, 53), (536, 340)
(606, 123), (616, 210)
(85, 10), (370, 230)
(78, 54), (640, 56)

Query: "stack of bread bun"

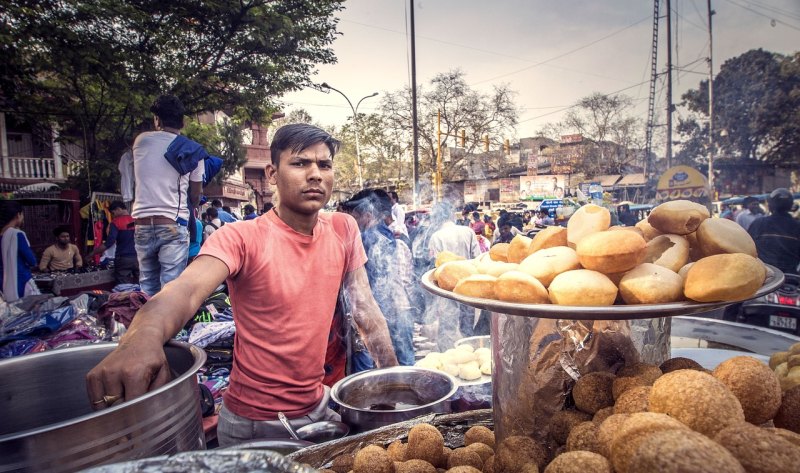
(415, 343), (492, 381)
(432, 200), (768, 306)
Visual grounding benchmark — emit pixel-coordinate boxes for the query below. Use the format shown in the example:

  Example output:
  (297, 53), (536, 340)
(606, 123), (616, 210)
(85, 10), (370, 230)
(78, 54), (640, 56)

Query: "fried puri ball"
(612, 376), (651, 400)
(572, 372), (616, 414)
(627, 429), (745, 473)
(596, 413), (630, 458)
(329, 453), (355, 473)
(712, 356), (782, 424)
(388, 440), (408, 462)
(614, 386), (651, 414)
(446, 467), (482, 473)
(648, 369), (745, 437)
(396, 459), (437, 473)
(495, 435), (548, 473)
(548, 409), (592, 445)
(610, 412), (689, 473)
(566, 421), (600, 454)
(464, 443), (494, 463)
(464, 425), (495, 449)
(543, 451), (612, 473)
(616, 362), (662, 383)
(764, 427), (800, 447)
(489, 243), (510, 262)
(659, 356), (704, 373)
(773, 385), (800, 433)
(714, 422), (800, 473)
(353, 445), (394, 473)
(592, 407), (614, 424)
(482, 455), (495, 473)
(517, 464), (539, 473)
(447, 448), (483, 470)
(407, 424), (446, 467)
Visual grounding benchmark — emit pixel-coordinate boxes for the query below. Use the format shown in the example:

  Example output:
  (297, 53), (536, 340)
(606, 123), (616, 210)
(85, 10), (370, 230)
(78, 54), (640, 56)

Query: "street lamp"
(320, 82), (378, 189)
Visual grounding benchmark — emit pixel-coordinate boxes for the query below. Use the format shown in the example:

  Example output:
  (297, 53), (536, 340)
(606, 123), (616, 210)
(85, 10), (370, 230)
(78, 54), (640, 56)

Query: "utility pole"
(410, 0), (420, 206)
(707, 0), (715, 199)
(436, 110), (442, 202)
(666, 0), (674, 169)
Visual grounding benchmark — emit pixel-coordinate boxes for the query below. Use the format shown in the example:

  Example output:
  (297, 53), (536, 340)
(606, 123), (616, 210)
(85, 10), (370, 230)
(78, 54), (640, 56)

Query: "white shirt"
(203, 218), (222, 240)
(391, 202), (409, 237)
(131, 131), (204, 221)
(428, 221), (480, 259)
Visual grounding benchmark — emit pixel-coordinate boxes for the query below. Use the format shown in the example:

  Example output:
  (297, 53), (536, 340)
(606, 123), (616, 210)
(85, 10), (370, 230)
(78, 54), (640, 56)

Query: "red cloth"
(199, 211), (366, 420)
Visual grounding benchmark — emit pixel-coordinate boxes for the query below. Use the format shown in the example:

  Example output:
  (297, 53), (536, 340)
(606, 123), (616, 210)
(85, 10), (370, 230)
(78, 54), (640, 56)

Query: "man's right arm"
(38, 247), (52, 272)
(86, 255), (229, 408)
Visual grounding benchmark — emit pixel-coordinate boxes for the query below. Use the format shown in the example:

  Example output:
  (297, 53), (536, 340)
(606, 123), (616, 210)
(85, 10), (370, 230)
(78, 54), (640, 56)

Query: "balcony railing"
(1, 156), (66, 180)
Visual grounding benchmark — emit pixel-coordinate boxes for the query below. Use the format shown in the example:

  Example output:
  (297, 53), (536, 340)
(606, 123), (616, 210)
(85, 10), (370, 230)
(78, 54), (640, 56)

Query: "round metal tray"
(420, 264), (784, 320)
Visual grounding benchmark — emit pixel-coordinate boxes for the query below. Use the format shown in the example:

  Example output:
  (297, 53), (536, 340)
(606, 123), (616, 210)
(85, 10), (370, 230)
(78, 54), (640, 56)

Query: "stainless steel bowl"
(295, 421), (350, 443)
(0, 341), (206, 472)
(331, 367), (458, 433)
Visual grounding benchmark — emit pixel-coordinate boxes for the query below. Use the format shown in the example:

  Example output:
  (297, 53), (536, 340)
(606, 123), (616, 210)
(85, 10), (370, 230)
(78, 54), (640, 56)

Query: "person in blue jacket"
(0, 200), (38, 301)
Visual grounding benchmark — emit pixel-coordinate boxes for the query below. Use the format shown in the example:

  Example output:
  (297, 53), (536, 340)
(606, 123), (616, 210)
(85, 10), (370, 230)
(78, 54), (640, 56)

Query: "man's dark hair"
(109, 200), (126, 212)
(244, 204), (255, 214)
(0, 200), (23, 227)
(472, 211), (480, 220)
(342, 188), (392, 219)
(222, 205), (232, 213)
(262, 202), (274, 213)
(768, 188), (793, 213)
(211, 199), (222, 208)
(389, 191), (399, 202)
(206, 207), (219, 218)
(150, 95), (185, 129)
(270, 123), (340, 166)
(53, 225), (70, 237)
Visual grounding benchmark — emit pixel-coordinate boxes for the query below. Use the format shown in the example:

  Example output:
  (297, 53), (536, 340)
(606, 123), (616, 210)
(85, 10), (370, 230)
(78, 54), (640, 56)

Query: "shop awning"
(594, 175), (622, 187)
(617, 174), (648, 187)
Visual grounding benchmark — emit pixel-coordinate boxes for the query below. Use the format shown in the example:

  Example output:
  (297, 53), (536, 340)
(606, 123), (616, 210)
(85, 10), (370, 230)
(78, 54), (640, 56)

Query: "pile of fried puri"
(432, 200), (767, 306)
(414, 343), (491, 381)
(316, 352), (800, 473)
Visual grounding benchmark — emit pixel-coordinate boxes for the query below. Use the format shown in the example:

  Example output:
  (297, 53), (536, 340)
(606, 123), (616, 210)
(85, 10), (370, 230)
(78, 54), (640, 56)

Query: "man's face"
(748, 201), (761, 213)
(57, 232), (70, 245)
(500, 225), (512, 235)
(266, 142), (333, 217)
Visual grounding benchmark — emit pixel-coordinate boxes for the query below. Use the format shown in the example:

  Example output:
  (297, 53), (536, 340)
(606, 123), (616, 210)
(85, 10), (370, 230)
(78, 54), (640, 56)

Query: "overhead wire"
(720, 0), (800, 31)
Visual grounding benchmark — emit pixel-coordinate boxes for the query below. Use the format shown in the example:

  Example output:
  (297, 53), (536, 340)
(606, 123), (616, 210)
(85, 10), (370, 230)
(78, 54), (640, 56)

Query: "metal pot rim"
(0, 340), (205, 442)
(330, 366), (459, 413)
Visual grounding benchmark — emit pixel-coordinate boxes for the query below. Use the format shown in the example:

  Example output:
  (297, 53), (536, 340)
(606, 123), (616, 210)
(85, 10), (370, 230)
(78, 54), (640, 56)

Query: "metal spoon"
(277, 411), (301, 440)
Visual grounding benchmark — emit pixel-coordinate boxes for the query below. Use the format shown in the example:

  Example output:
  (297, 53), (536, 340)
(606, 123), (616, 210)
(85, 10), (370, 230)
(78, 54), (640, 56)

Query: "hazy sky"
(280, 0), (799, 140)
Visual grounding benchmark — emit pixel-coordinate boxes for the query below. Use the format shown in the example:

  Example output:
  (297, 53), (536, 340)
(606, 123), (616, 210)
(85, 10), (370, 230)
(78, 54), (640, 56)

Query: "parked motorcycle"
(725, 273), (800, 336)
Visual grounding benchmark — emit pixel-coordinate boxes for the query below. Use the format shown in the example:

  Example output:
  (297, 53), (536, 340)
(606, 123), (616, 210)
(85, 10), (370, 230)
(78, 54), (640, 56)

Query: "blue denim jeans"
(134, 223), (189, 296)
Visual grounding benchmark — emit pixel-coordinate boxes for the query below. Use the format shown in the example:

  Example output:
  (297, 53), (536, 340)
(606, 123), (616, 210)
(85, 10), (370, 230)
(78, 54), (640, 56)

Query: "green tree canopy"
(1, 0), (344, 191)
(677, 48), (800, 165)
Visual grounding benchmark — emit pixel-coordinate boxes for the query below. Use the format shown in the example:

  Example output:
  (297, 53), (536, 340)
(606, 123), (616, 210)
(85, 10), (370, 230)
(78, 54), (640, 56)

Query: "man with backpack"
(203, 207), (222, 242)
(130, 94), (205, 295)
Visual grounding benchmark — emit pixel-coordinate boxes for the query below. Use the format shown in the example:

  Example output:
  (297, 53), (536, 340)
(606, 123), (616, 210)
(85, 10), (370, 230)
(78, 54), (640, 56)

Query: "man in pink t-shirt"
(87, 124), (398, 446)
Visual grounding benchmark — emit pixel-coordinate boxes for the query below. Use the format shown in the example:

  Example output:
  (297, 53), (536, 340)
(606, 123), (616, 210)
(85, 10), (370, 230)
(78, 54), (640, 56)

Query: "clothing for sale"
(199, 211), (366, 421)
(748, 213), (800, 274)
(0, 229), (37, 301)
(96, 291), (150, 328)
(131, 131), (204, 222)
(39, 244), (82, 272)
(188, 321), (236, 348)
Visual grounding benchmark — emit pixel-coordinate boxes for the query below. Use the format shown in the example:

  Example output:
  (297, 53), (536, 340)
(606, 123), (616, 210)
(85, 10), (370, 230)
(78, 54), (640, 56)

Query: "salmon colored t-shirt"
(199, 211), (366, 420)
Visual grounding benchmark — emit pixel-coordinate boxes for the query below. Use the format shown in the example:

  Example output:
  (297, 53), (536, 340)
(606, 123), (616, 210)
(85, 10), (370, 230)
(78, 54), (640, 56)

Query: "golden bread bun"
(435, 250), (465, 268)
(684, 253), (766, 302)
(507, 234), (534, 263)
(489, 243), (510, 262)
(619, 263), (684, 304)
(454, 274), (498, 299)
(576, 230), (647, 274)
(436, 260), (478, 291)
(647, 200), (710, 235)
(685, 231), (704, 262)
(548, 269), (618, 306)
(608, 225), (645, 238)
(476, 259), (519, 277)
(495, 270), (549, 304)
(696, 217), (758, 257)
(635, 218), (663, 241)
(518, 246), (581, 287)
(530, 225), (568, 252)
(642, 234), (690, 272)
(567, 204), (611, 249)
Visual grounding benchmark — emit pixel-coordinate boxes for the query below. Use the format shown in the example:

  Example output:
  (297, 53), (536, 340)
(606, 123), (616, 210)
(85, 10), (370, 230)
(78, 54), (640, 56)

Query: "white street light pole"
(321, 82), (378, 190)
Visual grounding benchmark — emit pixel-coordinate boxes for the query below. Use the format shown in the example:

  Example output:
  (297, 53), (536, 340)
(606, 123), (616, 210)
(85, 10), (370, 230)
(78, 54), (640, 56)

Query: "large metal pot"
(0, 341), (206, 473)
(331, 367), (458, 433)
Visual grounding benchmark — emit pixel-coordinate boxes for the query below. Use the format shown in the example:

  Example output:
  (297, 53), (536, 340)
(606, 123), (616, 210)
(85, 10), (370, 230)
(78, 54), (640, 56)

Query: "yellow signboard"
(656, 165), (709, 201)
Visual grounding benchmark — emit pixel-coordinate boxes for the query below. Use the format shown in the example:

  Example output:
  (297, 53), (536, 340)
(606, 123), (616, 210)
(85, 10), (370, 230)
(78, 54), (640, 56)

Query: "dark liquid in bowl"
(352, 385), (427, 411)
